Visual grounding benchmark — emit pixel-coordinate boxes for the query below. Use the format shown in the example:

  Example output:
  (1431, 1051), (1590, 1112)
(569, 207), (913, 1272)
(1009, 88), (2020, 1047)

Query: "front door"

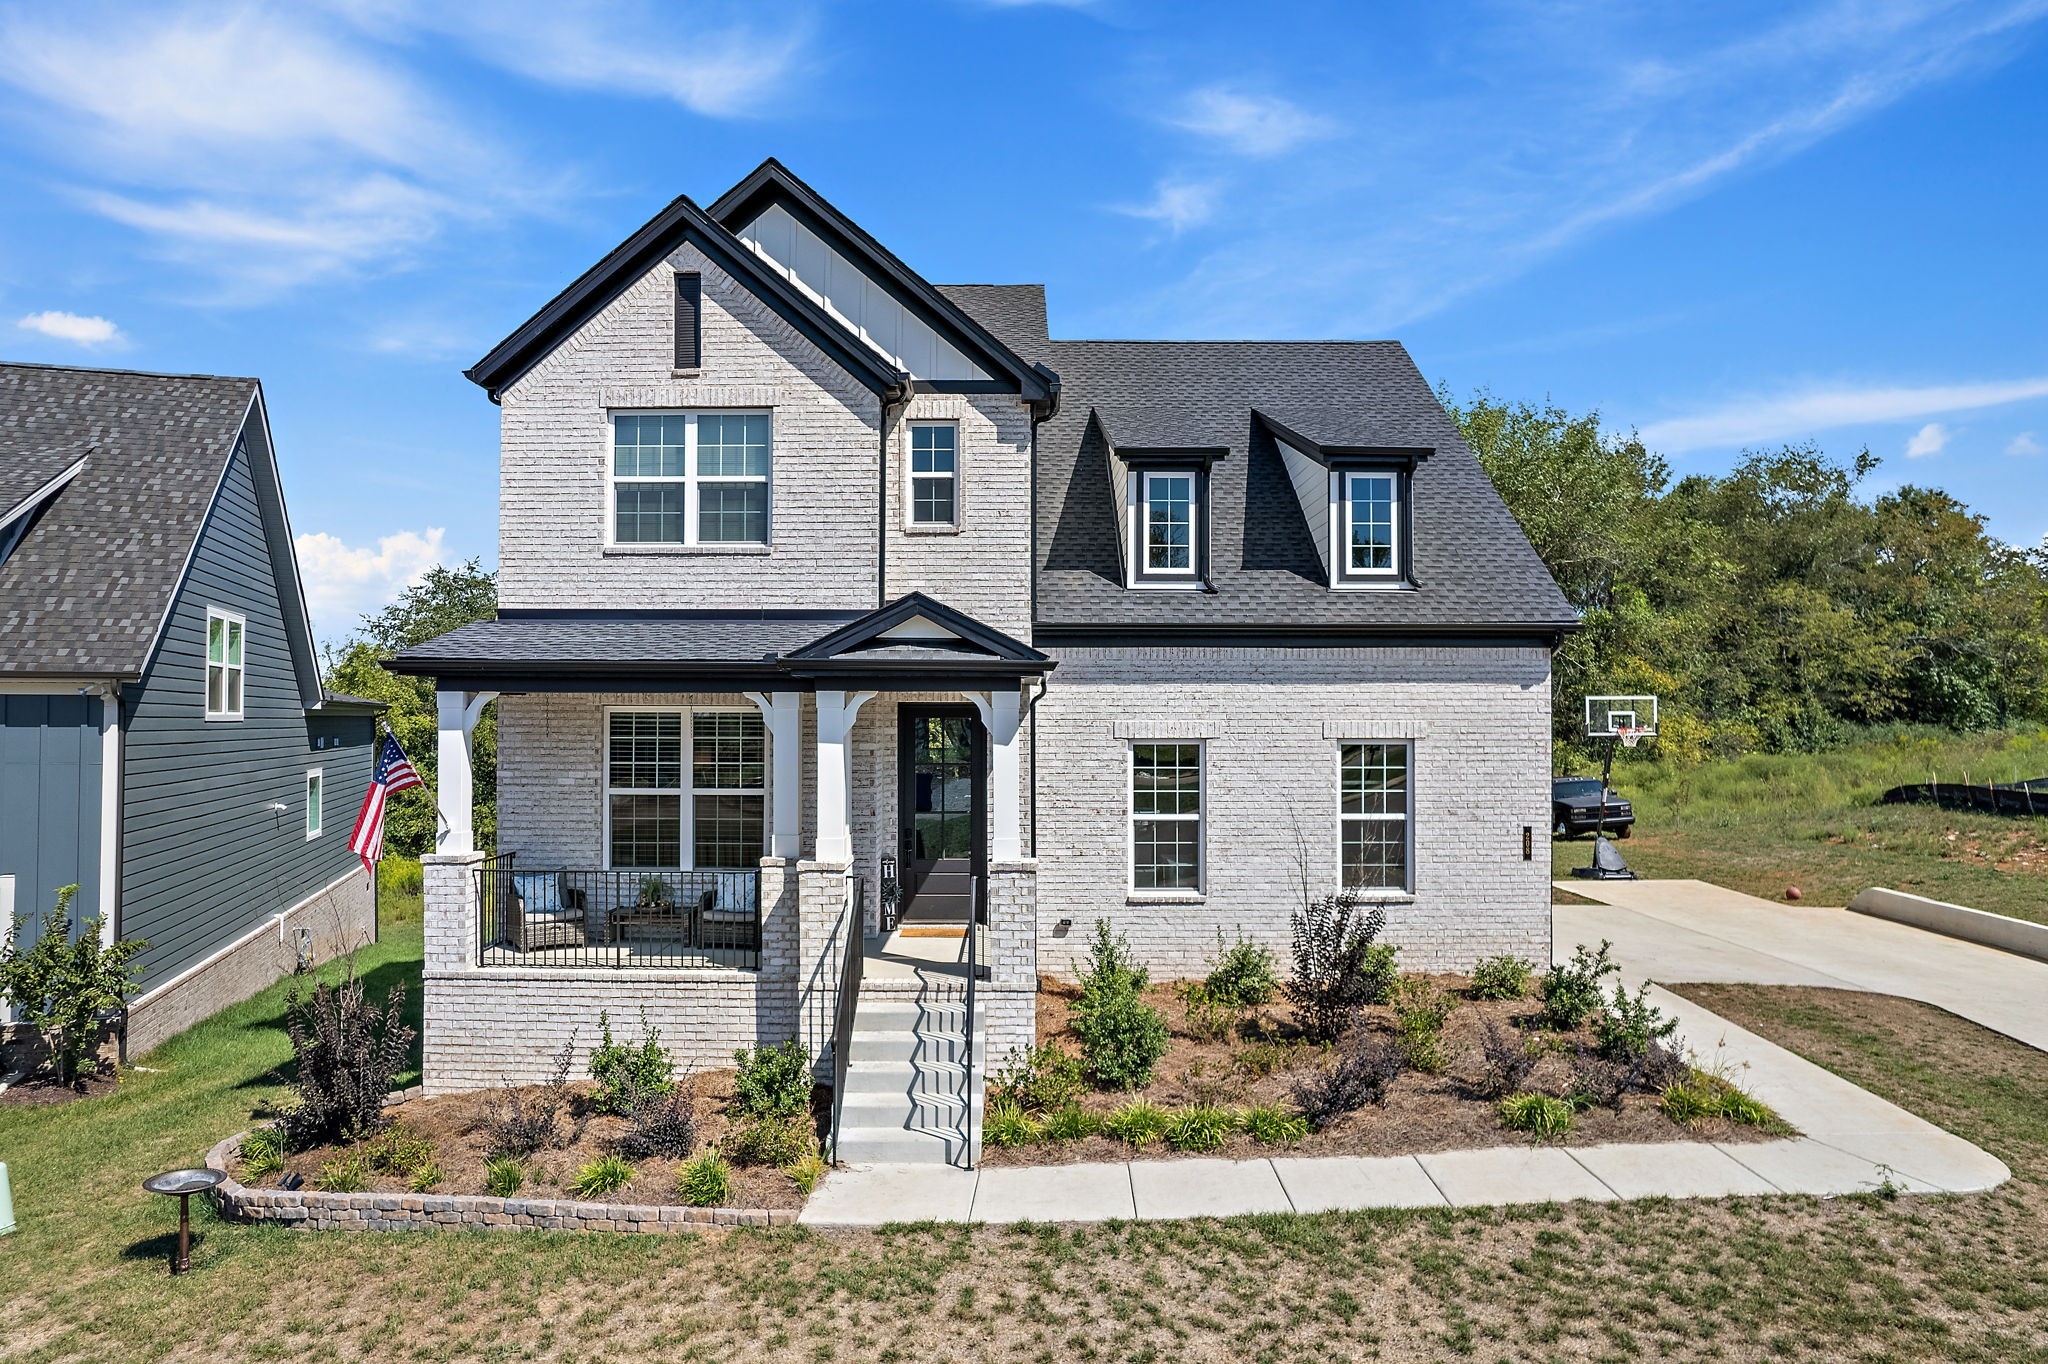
(897, 705), (985, 925)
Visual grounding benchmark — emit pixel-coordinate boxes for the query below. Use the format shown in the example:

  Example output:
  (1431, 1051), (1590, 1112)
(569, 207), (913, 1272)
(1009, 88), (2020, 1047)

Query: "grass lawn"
(1551, 728), (2048, 924)
(4, 885), (2047, 1359)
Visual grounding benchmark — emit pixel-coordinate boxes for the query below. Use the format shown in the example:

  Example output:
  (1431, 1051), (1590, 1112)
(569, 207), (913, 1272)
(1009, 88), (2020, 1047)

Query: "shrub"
(1474, 1017), (1538, 1099)
(1203, 931), (1278, 1009)
(483, 1155), (525, 1198)
(239, 1127), (286, 1181)
(1497, 1093), (1575, 1141)
(364, 1122), (436, 1181)
(1390, 975), (1455, 1074)
(1284, 889), (1398, 1043)
(678, 1152), (733, 1207)
(616, 1074), (698, 1160)
(275, 954), (415, 1150)
(732, 1038), (813, 1122)
(1539, 940), (1618, 1032)
(0, 884), (146, 1087)
(1468, 955), (1534, 1001)
(1243, 1104), (1310, 1146)
(569, 1154), (635, 1199)
(1592, 981), (1680, 1060)
(982, 1097), (1042, 1148)
(1071, 923), (1169, 1090)
(1078, 917), (1148, 995)
(786, 1152), (828, 1197)
(315, 1151), (371, 1192)
(1100, 1099), (1171, 1148)
(1165, 1105), (1239, 1152)
(1041, 1104), (1100, 1142)
(1235, 1041), (1295, 1079)
(405, 1162), (443, 1194)
(477, 1039), (584, 1158)
(589, 1009), (673, 1116)
(1565, 1044), (1628, 1110)
(723, 1114), (817, 1168)
(989, 1042), (1085, 1112)
(1180, 983), (1238, 1044)
(1292, 1027), (1406, 1130)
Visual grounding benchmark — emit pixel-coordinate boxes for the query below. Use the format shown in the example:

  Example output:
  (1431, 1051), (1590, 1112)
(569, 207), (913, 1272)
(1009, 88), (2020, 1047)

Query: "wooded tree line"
(1448, 391), (2048, 762)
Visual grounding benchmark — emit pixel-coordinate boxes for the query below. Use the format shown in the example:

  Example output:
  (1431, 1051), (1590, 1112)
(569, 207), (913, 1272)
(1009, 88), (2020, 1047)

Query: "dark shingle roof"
(1009, 336), (1576, 634)
(391, 615), (864, 672)
(0, 363), (258, 675)
(934, 285), (1049, 362)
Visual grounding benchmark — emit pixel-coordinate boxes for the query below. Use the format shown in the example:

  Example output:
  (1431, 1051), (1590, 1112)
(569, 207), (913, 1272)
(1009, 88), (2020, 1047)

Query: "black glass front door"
(898, 707), (984, 924)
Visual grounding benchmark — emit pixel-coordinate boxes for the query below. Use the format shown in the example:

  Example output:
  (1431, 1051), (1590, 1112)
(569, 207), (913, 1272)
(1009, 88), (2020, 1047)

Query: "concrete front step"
(839, 1089), (983, 1126)
(834, 1126), (967, 1165)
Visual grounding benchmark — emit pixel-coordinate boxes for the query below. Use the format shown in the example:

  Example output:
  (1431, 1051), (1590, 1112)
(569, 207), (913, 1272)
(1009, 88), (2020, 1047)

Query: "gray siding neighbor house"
(0, 362), (381, 1053)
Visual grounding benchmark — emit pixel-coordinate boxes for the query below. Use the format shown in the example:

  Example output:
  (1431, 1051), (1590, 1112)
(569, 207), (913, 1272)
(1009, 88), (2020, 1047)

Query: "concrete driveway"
(1556, 879), (2048, 1054)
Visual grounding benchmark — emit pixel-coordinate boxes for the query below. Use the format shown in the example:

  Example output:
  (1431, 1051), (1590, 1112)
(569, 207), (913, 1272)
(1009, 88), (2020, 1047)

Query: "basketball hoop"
(1617, 726), (1646, 749)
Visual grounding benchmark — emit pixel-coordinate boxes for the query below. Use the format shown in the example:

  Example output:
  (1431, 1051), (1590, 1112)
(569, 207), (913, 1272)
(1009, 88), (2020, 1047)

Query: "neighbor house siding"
(0, 694), (103, 942)
(120, 437), (375, 993)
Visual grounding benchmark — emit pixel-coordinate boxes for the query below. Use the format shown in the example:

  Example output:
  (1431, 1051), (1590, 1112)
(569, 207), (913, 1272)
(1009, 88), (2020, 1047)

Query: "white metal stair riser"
(834, 989), (986, 1166)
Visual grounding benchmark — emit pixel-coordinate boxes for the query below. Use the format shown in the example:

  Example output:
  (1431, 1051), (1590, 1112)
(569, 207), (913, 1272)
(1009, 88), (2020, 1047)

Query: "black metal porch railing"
(828, 874), (866, 1164)
(476, 857), (763, 970)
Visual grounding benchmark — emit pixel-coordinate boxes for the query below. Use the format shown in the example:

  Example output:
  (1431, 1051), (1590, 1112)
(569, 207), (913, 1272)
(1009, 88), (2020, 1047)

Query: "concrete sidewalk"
(800, 975), (2010, 1227)
(1556, 879), (2048, 1053)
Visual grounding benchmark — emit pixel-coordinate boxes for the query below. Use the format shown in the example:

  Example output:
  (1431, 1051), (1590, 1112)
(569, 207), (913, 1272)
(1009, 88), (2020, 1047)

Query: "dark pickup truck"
(1552, 777), (1634, 839)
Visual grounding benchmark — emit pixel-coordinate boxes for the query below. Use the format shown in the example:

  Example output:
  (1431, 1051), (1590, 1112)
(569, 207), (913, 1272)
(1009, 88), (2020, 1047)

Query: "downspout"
(88, 682), (123, 949)
(877, 381), (913, 609)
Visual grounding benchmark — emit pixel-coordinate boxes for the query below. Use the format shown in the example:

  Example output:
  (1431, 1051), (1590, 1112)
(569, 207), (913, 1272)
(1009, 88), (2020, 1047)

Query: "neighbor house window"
(205, 608), (245, 720)
(909, 422), (958, 525)
(1131, 742), (1202, 891)
(305, 769), (323, 839)
(1340, 471), (1400, 578)
(606, 709), (765, 869)
(1138, 471), (1197, 576)
(611, 412), (770, 546)
(1340, 743), (1410, 890)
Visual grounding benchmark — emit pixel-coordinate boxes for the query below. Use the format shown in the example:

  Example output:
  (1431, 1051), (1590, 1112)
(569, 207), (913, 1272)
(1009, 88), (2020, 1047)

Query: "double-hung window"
(1131, 742), (1202, 891)
(607, 710), (766, 869)
(1139, 471), (1197, 577)
(611, 412), (770, 546)
(1340, 743), (1410, 890)
(909, 422), (958, 526)
(305, 770), (324, 839)
(1339, 471), (1400, 579)
(205, 608), (245, 720)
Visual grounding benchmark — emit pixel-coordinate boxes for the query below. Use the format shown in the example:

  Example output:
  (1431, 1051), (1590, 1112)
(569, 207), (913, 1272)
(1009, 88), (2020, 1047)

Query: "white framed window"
(604, 708), (766, 869)
(908, 422), (958, 526)
(609, 411), (771, 546)
(1131, 741), (1203, 891)
(1137, 471), (1198, 577)
(1340, 742), (1410, 890)
(205, 607), (245, 720)
(1338, 471), (1400, 580)
(305, 769), (324, 839)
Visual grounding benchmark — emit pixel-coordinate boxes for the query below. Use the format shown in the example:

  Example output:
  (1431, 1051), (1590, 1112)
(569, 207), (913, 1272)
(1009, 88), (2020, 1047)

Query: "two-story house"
(394, 160), (1576, 1164)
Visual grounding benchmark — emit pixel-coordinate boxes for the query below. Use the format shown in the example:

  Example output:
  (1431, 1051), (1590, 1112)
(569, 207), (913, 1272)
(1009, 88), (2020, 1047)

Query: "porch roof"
(386, 594), (1054, 693)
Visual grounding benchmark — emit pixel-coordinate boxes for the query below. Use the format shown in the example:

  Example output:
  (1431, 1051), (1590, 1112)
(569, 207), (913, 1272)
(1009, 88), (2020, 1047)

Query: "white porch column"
(743, 690), (803, 858)
(434, 688), (497, 854)
(966, 687), (1024, 861)
(812, 689), (876, 862)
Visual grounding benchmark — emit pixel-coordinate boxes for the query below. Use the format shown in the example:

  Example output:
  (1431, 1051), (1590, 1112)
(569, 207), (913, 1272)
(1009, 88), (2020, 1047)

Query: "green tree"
(0, 884), (147, 1086)
(323, 560), (498, 856)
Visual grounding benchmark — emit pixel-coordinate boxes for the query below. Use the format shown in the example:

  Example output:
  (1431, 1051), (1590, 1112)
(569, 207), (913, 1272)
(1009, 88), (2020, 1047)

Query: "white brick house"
(394, 160), (1576, 1162)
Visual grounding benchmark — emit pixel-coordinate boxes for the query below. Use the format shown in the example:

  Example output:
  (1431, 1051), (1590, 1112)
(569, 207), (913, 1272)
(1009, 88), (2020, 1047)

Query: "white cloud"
(16, 310), (124, 347)
(1904, 421), (1950, 457)
(1638, 376), (2048, 453)
(1113, 179), (1219, 235)
(1167, 86), (1338, 157)
(2008, 431), (2043, 455)
(294, 527), (446, 640)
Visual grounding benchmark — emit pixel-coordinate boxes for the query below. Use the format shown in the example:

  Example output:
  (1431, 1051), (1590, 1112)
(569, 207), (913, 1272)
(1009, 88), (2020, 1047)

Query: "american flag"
(350, 731), (424, 874)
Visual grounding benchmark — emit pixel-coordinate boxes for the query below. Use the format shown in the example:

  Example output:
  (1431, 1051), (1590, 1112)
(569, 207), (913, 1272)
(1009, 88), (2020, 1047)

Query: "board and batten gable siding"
(0, 695), (103, 943)
(120, 437), (374, 992)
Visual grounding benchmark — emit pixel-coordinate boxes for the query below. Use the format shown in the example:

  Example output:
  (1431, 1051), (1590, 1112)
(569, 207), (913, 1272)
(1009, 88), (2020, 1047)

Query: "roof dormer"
(1257, 410), (1429, 590)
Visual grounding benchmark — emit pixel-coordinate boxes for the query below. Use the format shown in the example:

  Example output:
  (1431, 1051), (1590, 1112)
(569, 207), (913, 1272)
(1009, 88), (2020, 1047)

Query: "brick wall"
(1032, 644), (1553, 977)
(882, 392), (1034, 637)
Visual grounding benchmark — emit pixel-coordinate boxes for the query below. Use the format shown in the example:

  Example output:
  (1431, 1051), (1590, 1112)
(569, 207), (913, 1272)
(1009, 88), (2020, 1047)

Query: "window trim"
(1331, 468), (1405, 585)
(1337, 740), (1414, 894)
(1131, 468), (1202, 586)
(204, 606), (246, 721)
(605, 410), (773, 549)
(905, 419), (961, 530)
(1128, 739), (1205, 895)
(305, 768), (324, 840)
(601, 705), (768, 872)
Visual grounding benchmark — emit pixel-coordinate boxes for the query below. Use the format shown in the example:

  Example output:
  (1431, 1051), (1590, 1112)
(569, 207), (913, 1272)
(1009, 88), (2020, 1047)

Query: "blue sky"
(3, 0), (2044, 640)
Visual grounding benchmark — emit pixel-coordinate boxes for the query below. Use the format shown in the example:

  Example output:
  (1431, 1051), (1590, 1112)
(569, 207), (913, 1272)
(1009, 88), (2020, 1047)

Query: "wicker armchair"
(504, 872), (587, 952)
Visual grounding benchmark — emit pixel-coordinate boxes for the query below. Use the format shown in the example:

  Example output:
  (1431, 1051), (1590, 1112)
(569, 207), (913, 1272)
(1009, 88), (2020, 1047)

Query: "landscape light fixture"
(142, 1167), (226, 1274)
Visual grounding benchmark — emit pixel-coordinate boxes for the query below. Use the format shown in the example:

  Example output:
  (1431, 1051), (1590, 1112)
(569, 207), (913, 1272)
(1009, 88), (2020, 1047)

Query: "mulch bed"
(979, 974), (1783, 1167)
(0, 1035), (119, 1108)
(236, 1069), (818, 1210)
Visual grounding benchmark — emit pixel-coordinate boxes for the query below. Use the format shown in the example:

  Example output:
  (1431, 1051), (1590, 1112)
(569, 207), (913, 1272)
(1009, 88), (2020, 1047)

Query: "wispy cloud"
(294, 526), (446, 640)
(2009, 431), (2044, 456)
(1166, 86), (1337, 157)
(16, 310), (125, 347)
(1904, 421), (1950, 457)
(1638, 376), (2048, 453)
(1113, 178), (1219, 235)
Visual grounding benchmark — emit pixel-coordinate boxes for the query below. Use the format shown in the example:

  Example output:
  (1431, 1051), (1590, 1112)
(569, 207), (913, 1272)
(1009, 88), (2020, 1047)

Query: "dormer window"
(1141, 471), (1196, 576)
(1341, 471), (1400, 578)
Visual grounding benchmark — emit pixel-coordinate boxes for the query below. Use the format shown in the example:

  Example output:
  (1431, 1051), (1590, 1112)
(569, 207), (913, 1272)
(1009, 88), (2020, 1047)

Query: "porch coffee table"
(607, 904), (686, 943)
